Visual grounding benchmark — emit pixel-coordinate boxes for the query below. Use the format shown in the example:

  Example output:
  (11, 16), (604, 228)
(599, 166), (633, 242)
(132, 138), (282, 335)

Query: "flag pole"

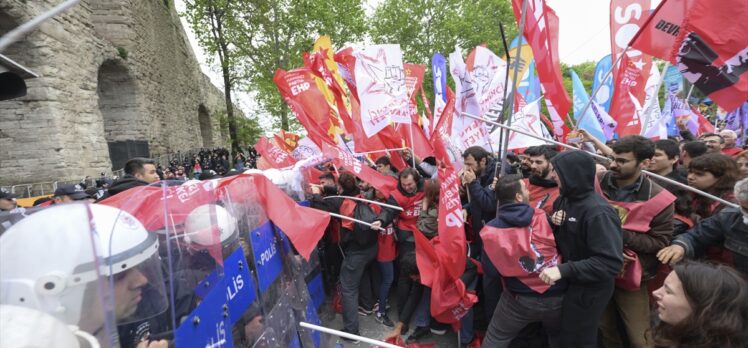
(323, 196), (404, 211)
(494, 22), (513, 132)
(462, 111), (740, 209)
(0, 0), (80, 52)
(572, 48), (627, 130)
(499, 0), (528, 175)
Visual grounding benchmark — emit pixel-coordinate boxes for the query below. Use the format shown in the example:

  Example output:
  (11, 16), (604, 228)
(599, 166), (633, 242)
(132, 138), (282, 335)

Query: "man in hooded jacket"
(538, 150), (623, 347)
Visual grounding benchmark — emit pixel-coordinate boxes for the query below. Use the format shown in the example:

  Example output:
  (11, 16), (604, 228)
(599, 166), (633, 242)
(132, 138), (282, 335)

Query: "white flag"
(355, 44), (410, 137)
(449, 47), (492, 152)
(491, 98), (549, 150)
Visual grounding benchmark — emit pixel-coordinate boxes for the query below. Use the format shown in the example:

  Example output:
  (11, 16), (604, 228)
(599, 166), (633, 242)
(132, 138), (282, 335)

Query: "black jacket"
(550, 151), (624, 284)
(466, 157), (498, 235)
(673, 208), (748, 277)
(107, 175), (150, 196)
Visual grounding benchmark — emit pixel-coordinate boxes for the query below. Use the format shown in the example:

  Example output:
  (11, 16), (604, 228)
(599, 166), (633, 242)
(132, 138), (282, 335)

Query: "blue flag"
(431, 52), (448, 125)
(591, 55), (614, 113)
(509, 36), (541, 104)
(663, 65), (684, 137)
(571, 69), (606, 142)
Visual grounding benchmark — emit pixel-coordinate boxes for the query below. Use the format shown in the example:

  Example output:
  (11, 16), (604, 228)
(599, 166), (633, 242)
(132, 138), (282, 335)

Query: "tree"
(368, 0), (517, 110)
(183, 0), (247, 155)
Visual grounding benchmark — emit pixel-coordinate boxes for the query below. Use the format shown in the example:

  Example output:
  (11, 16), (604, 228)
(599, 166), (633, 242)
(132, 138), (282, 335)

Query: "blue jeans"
(414, 287), (431, 327)
(378, 261), (394, 315)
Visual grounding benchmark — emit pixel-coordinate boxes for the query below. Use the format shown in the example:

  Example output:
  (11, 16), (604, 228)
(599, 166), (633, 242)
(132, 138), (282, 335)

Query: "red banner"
(512, 0), (571, 124)
(609, 0), (654, 136)
(274, 68), (338, 148)
(674, 0), (748, 112)
(628, 0), (693, 63)
(255, 137), (297, 169)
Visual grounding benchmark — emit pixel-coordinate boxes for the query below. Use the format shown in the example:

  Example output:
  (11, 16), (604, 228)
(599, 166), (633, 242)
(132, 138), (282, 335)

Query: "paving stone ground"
(316, 299), (459, 348)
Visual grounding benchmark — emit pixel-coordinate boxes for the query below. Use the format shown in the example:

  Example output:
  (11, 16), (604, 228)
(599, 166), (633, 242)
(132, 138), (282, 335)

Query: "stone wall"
(0, 0), (237, 186)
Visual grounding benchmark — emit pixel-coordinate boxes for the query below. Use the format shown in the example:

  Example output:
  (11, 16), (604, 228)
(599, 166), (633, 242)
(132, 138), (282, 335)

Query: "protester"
(735, 150), (748, 178)
(480, 174), (565, 348)
(720, 130), (742, 157)
(687, 153), (739, 219)
(650, 139), (687, 184)
(540, 150), (623, 347)
(524, 145), (559, 215)
(658, 177), (748, 277)
(372, 189), (396, 328)
(107, 157), (159, 197)
(680, 141), (708, 168)
(699, 132), (725, 153)
(598, 136), (675, 348)
(649, 261), (748, 347)
(310, 172), (378, 340)
(375, 156), (399, 178)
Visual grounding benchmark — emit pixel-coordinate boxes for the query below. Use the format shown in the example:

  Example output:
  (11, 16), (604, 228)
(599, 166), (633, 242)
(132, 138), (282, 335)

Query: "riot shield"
(0, 203), (122, 348)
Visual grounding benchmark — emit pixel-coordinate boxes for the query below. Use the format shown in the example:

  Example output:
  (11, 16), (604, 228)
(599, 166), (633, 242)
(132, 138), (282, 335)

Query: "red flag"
(609, 0), (654, 136)
(218, 174), (330, 261)
(255, 137), (297, 169)
(610, 0), (652, 66)
(274, 68), (338, 148)
(674, 0), (748, 112)
(511, 0), (571, 123)
(273, 130), (300, 153)
(691, 105), (715, 134)
(321, 143), (398, 197)
(628, 0), (693, 63)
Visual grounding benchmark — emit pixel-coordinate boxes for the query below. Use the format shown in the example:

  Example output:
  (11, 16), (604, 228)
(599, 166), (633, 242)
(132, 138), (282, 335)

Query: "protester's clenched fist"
(539, 266), (562, 285)
(551, 210), (566, 226)
(657, 245), (685, 265)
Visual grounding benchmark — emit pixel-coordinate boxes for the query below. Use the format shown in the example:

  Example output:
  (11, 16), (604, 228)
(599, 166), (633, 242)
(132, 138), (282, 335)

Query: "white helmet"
(183, 204), (238, 247)
(0, 203), (166, 333)
(0, 304), (95, 348)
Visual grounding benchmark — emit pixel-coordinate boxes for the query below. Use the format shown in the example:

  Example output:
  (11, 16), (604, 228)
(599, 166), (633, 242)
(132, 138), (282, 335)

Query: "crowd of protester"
(3, 129), (748, 347)
(305, 128), (748, 347)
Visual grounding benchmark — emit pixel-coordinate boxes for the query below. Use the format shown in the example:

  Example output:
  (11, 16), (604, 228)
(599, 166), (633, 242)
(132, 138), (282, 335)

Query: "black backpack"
(343, 201), (378, 248)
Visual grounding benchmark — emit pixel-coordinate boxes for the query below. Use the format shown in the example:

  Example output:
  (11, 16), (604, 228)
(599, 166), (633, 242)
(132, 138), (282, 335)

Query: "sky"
(174, 0), (660, 132)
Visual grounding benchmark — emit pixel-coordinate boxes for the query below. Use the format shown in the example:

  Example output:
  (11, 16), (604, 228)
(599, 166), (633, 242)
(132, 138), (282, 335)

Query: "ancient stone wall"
(0, 0), (237, 186)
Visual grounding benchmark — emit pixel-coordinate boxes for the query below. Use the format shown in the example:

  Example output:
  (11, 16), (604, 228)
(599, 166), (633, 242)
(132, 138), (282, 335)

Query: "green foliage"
(369, 0), (517, 104)
(217, 111), (262, 147)
(183, 0), (368, 132)
(116, 47), (128, 60)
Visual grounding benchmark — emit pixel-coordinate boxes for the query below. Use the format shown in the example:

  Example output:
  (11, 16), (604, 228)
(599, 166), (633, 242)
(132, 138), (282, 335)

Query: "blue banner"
(250, 221), (283, 293)
(431, 52), (447, 104)
(224, 247), (256, 325)
(306, 271), (325, 310)
(592, 55), (614, 113)
(175, 277), (234, 348)
(571, 69), (606, 142)
(663, 65), (684, 95)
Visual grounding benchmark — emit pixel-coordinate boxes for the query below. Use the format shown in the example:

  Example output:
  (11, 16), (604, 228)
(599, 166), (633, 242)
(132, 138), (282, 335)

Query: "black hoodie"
(550, 151), (623, 284)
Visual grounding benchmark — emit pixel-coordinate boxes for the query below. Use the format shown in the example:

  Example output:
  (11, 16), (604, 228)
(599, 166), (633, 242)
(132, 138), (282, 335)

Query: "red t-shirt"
(372, 204), (397, 261)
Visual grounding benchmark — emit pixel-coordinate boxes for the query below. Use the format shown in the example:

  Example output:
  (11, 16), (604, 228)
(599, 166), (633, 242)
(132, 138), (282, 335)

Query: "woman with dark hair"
(687, 153), (739, 219)
(416, 179), (440, 239)
(735, 150), (748, 179)
(649, 261), (748, 347)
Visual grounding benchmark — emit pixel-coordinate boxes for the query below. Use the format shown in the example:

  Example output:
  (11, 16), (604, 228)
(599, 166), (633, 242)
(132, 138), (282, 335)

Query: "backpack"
(344, 201), (378, 248)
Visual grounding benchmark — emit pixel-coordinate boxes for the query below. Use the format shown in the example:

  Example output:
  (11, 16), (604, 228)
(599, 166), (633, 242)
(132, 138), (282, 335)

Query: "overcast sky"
(174, 0), (660, 131)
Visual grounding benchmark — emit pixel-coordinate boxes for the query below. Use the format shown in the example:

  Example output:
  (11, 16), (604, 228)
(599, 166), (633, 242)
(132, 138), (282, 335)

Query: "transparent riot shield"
(0, 203), (120, 348)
